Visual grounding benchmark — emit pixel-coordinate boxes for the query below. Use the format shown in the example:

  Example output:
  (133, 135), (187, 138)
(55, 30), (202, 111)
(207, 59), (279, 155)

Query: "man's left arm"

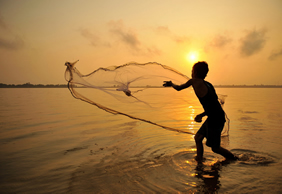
(163, 79), (193, 91)
(194, 112), (207, 122)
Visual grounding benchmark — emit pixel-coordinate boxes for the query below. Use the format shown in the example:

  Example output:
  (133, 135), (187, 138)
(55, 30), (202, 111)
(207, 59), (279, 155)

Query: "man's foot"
(233, 155), (239, 160)
(226, 154), (239, 161)
(194, 155), (205, 163)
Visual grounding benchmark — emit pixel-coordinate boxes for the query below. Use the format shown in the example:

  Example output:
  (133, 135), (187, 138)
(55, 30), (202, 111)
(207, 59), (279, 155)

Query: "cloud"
(205, 34), (232, 52)
(80, 28), (101, 47)
(239, 28), (267, 57)
(210, 34), (232, 48)
(0, 36), (24, 50)
(0, 14), (25, 50)
(145, 46), (162, 56)
(80, 21), (162, 56)
(156, 26), (170, 36)
(0, 16), (8, 30)
(108, 20), (140, 50)
(79, 28), (111, 48)
(155, 25), (189, 44)
(107, 20), (162, 56)
(268, 48), (282, 61)
(172, 35), (189, 44)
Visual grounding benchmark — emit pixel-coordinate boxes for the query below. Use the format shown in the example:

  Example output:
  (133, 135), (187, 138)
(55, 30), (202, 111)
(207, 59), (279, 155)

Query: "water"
(0, 88), (281, 193)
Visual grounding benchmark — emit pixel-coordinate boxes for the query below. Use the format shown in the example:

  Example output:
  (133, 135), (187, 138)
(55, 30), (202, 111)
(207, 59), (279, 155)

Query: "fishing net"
(64, 60), (229, 136)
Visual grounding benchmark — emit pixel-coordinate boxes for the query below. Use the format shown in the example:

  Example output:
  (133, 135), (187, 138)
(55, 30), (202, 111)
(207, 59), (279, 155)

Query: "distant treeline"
(0, 82), (68, 88)
(1, 82), (282, 88)
(214, 85), (282, 88)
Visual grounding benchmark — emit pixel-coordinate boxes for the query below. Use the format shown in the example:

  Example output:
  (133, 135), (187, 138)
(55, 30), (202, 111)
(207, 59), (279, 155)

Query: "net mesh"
(65, 60), (229, 136)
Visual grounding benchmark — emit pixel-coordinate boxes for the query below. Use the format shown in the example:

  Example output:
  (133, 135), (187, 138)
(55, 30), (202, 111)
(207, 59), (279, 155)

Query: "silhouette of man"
(164, 61), (237, 161)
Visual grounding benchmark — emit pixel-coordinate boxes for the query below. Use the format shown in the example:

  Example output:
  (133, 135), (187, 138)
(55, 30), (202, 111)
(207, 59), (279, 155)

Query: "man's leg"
(212, 146), (237, 160)
(194, 133), (205, 161)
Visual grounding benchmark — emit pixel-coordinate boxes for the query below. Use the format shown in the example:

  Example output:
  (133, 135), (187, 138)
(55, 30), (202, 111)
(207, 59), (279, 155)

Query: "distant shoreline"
(214, 85), (282, 88)
(1, 83), (282, 88)
(0, 83), (68, 88)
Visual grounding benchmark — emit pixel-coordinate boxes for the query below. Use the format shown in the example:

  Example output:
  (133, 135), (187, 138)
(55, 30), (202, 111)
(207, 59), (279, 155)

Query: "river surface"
(0, 88), (281, 193)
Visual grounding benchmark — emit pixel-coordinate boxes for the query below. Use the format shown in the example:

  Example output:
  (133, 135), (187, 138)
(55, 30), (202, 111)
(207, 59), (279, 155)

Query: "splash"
(232, 149), (277, 165)
(64, 61), (229, 135)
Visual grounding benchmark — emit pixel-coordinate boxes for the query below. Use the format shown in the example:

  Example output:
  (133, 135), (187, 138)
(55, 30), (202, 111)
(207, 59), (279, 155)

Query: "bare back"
(192, 78), (208, 98)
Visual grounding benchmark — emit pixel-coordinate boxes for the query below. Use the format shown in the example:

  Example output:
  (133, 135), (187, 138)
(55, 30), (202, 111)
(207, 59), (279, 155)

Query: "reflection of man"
(195, 162), (220, 193)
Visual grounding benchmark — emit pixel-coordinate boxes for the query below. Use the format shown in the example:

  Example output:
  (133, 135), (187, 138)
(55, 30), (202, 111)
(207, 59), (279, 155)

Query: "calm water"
(0, 88), (281, 193)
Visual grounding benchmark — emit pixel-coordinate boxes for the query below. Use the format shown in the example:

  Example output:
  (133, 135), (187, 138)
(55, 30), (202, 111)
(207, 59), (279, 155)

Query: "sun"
(186, 51), (199, 63)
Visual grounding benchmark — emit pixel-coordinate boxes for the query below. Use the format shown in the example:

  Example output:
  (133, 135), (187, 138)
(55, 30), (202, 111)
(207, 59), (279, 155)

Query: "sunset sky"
(0, 0), (282, 85)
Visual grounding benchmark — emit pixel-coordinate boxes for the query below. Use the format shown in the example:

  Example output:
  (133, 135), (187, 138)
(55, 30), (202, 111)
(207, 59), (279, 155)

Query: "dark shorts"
(197, 119), (225, 148)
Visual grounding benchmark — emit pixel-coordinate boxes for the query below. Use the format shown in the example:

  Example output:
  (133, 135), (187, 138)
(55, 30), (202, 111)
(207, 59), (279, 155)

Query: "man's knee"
(211, 146), (220, 153)
(194, 133), (204, 143)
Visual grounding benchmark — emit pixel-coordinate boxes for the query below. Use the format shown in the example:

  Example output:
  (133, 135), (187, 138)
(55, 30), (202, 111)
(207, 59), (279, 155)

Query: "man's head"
(192, 61), (209, 79)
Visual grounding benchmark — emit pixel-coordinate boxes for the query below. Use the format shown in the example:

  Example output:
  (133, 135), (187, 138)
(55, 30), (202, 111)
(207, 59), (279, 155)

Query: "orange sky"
(0, 0), (282, 85)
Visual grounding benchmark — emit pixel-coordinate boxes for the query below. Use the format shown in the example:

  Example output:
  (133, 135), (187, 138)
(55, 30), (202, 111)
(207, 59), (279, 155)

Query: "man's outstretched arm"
(163, 79), (193, 91)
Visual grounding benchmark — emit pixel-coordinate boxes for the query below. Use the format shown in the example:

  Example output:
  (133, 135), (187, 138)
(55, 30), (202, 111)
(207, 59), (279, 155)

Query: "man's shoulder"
(192, 78), (206, 86)
(204, 80), (214, 87)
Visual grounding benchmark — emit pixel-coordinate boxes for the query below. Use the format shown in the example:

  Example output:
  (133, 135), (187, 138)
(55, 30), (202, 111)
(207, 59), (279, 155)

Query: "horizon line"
(1, 83), (282, 88)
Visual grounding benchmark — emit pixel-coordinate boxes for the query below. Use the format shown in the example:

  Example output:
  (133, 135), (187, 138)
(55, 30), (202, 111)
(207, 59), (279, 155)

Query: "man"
(163, 61), (237, 161)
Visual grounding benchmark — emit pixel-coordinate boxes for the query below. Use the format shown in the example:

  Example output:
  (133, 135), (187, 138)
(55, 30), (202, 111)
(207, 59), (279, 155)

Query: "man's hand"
(163, 81), (172, 87)
(194, 114), (203, 123)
